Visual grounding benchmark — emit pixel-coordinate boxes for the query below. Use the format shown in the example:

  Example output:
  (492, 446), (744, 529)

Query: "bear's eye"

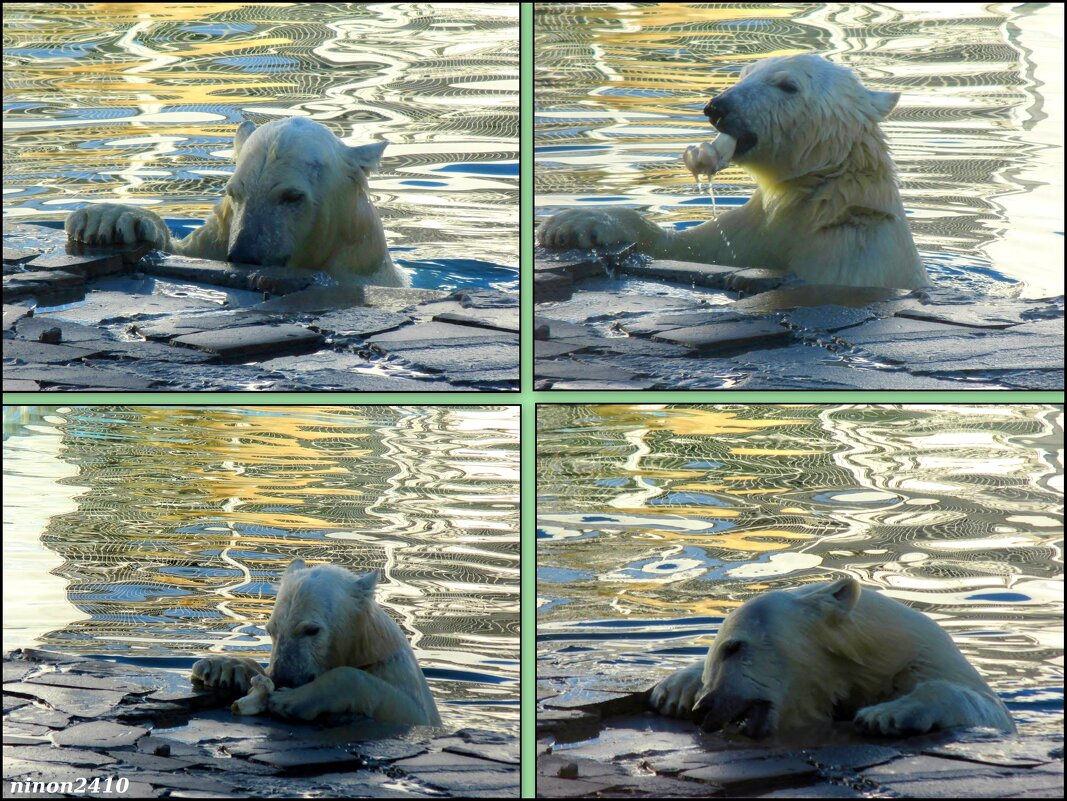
(775, 80), (799, 94)
(303, 624), (321, 637)
(721, 640), (744, 658)
(280, 190), (305, 205)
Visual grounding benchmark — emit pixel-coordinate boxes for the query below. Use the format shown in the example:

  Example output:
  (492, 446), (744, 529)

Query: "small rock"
(33, 324), (57, 341)
(558, 762), (579, 779)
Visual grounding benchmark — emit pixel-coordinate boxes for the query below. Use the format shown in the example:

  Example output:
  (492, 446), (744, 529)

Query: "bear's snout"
(269, 665), (315, 690)
(695, 692), (775, 739)
(702, 94), (757, 158)
(703, 96), (726, 127)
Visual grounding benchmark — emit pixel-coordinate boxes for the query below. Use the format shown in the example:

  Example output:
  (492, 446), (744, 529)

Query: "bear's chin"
(701, 699), (775, 739)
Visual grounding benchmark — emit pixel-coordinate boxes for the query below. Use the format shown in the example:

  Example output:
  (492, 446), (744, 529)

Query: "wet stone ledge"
(3, 223), (518, 391)
(533, 250), (1064, 390)
(3, 649), (518, 799)
(536, 685), (1063, 799)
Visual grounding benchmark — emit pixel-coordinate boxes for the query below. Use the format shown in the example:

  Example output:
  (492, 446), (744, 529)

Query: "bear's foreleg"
(191, 655), (268, 695)
(536, 207), (668, 253)
(66, 203), (172, 250)
(854, 679), (1015, 735)
(268, 665), (433, 725)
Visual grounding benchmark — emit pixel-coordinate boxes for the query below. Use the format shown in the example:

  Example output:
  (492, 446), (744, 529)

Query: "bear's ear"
(808, 577), (861, 617)
(346, 141), (388, 175)
(234, 120), (257, 159)
(868, 90), (900, 121)
(353, 569), (380, 595)
(285, 559), (307, 574)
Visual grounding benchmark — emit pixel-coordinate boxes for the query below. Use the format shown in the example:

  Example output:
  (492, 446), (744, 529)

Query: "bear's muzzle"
(695, 692), (776, 739)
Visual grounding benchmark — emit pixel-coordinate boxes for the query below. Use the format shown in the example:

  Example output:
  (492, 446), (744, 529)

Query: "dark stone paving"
(3, 222), (517, 391)
(536, 687), (1063, 798)
(3, 649), (518, 798)
(533, 250), (1064, 390)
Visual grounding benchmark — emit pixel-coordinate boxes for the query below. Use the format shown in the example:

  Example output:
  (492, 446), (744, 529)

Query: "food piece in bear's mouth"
(231, 674), (275, 716)
(683, 133), (737, 182)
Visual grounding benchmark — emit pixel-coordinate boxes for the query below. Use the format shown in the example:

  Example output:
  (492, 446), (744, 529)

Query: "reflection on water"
(535, 4), (1063, 297)
(5, 4), (518, 292)
(3, 405), (519, 731)
(537, 404), (1063, 734)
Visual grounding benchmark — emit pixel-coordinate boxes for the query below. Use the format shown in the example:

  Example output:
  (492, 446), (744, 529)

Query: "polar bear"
(191, 560), (440, 726)
(538, 54), (928, 290)
(650, 577), (1015, 738)
(65, 117), (406, 287)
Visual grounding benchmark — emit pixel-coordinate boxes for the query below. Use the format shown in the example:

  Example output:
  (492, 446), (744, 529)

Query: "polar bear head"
(221, 117), (387, 270)
(266, 559), (407, 688)
(693, 577), (866, 738)
(703, 54), (900, 185)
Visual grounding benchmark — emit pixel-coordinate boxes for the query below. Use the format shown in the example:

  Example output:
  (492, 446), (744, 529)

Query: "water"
(3, 405), (519, 732)
(537, 404), (1063, 735)
(4, 4), (518, 293)
(534, 4), (1063, 299)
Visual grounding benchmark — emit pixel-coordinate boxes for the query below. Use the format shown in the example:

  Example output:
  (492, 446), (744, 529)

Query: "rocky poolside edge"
(536, 685), (1063, 798)
(534, 249), (1064, 390)
(3, 648), (518, 798)
(3, 221), (518, 392)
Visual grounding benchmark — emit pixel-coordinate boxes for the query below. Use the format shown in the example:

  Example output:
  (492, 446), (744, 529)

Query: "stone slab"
(723, 267), (787, 295)
(133, 313), (279, 341)
(2, 743), (118, 766)
(171, 324), (324, 361)
(0, 379), (40, 391)
(28, 253), (126, 279)
(534, 360), (641, 383)
(383, 340), (519, 382)
(368, 320), (507, 346)
(433, 307), (519, 334)
(3, 304), (33, 332)
(249, 746), (362, 770)
(652, 319), (791, 354)
(735, 284), (899, 312)
(51, 720), (147, 748)
(839, 317), (1064, 373)
(3, 682), (131, 718)
(143, 256), (314, 295)
(14, 315), (115, 345)
(535, 340), (587, 359)
(38, 277), (226, 325)
(621, 259), (738, 287)
(309, 308), (411, 338)
(533, 316), (598, 340)
(681, 755), (818, 787)
(536, 291), (699, 324)
(892, 299), (1031, 329)
(550, 379), (658, 390)
(273, 367), (448, 392)
(534, 270), (574, 302)
(3, 339), (107, 364)
(105, 339), (218, 364)
(2, 364), (158, 390)
(3, 270), (85, 301)
(3, 247), (39, 266)
(393, 751), (518, 797)
(26, 672), (154, 694)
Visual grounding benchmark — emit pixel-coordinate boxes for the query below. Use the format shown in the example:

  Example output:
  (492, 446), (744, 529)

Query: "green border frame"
(3, 4), (1064, 798)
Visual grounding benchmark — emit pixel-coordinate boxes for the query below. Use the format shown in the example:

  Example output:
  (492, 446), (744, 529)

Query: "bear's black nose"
(704, 97), (725, 128)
